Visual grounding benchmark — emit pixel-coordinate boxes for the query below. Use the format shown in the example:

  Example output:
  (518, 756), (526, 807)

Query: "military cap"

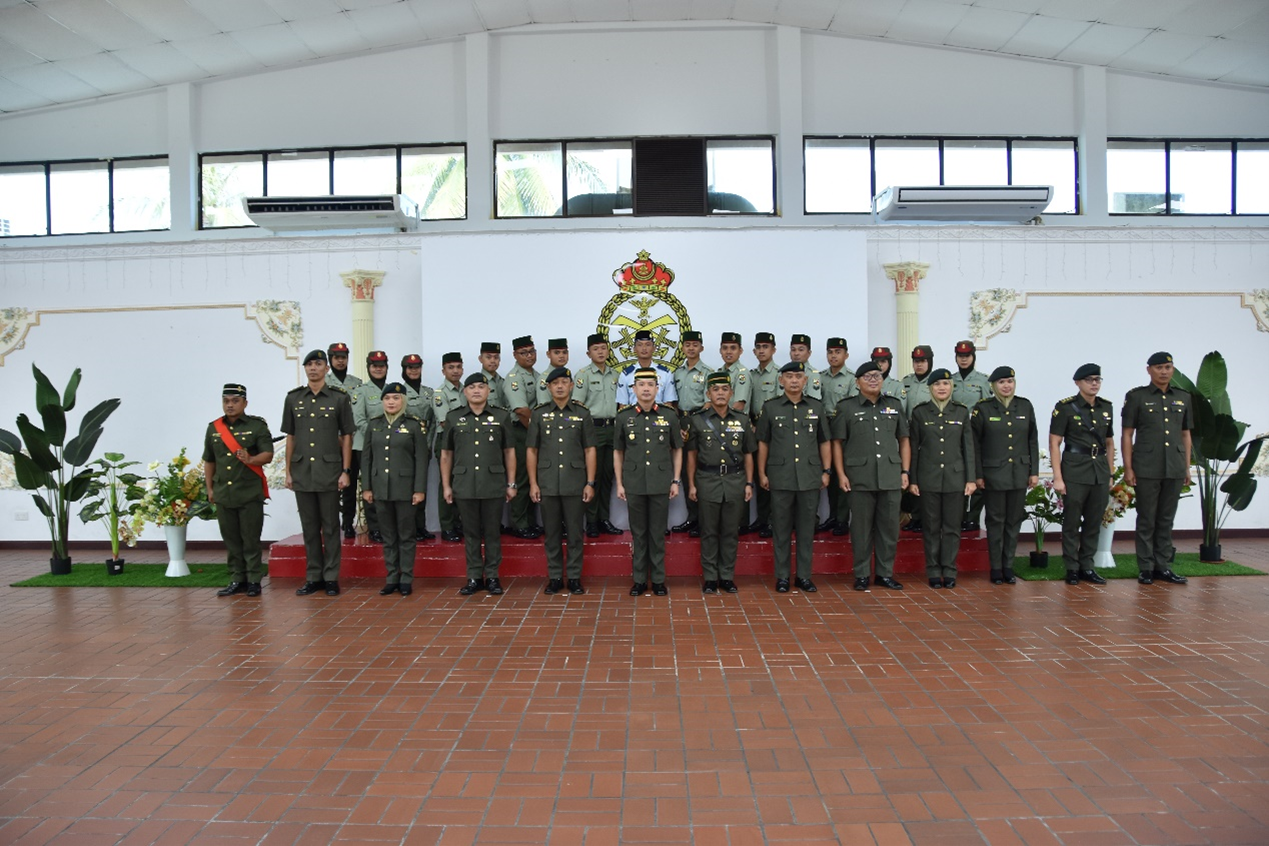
(871, 346), (893, 360)
(721, 331), (742, 344)
(546, 366), (572, 383)
(911, 345), (933, 361)
(222, 383), (247, 398)
(441, 352), (462, 364)
(826, 337), (847, 350)
(707, 371), (730, 387)
(401, 353), (422, 367)
(989, 366), (1016, 382)
(327, 342), (350, 356)
(789, 333), (811, 347)
(633, 367), (658, 381)
(1073, 363), (1101, 381)
(954, 340), (976, 355)
(366, 350), (389, 364)
(1147, 351), (1173, 366)
(779, 361), (805, 373)
(633, 329), (654, 342)
(302, 349), (327, 365)
(927, 367), (953, 383)
(512, 335), (534, 350)
(681, 331), (702, 343)
(587, 333), (607, 347)
(463, 373), (488, 387)
(480, 341), (501, 354)
(754, 332), (776, 345)
(855, 361), (881, 378)
(548, 338), (568, 350)
(381, 381), (407, 398)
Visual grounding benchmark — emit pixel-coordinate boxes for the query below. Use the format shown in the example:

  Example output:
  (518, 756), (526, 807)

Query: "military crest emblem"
(597, 250), (693, 370)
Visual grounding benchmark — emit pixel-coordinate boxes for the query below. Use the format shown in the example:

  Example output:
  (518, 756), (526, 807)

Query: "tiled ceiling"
(1, 0), (1267, 114)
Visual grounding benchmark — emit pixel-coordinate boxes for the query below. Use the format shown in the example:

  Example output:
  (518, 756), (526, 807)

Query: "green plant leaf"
(39, 402), (67, 448)
(62, 368), (82, 412)
(1170, 369), (1198, 396)
(1234, 437), (1264, 476)
(1206, 414), (1243, 462)
(103, 451), (125, 463)
(66, 468), (95, 502)
(77, 398), (121, 437)
(32, 364), (61, 412)
(64, 427), (105, 467)
(13, 452), (51, 490)
(79, 502), (104, 523)
(1196, 351), (1228, 400)
(31, 492), (52, 518)
(1220, 473), (1256, 511)
(1190, 391), (1216, 451)
(0, 428), (20, 455)
(15, 414), (59, 472)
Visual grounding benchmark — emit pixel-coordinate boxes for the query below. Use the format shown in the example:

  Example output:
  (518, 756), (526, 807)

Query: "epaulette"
(975, 396), (994, 406)
(327, 384), (347, 395)
(1127, 385), (1151, 394)
(1058, 395), (1077, 405)
(286, 385), (307, 393)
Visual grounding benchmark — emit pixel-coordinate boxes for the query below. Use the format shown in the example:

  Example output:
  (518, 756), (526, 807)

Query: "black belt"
(697, 463), (744, 475)
(1064, 443), (1102, 458)
(593, 418), (614, 428)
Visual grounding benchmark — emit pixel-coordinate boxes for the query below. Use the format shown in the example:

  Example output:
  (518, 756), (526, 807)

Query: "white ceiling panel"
(729, 0), (779, 24)
(1161, 0), (1266, 37)
(0, 37), (45, 71)
(526, 0), (577, 24)
(4, 61), (103, 101)
(288, 13), (370, 55)
(1220, 52), (1269, 86)
(57, 51), (156, 93)
(174, 32), (265, 76)
(346, 2), (430, 47)
(184, 0), (284, 31)
(771, 0), (838, 29)
(1099, 0), (1196, 29)
(229, 23), (319, 66)
(943, 5), (1028, 50)
(1054, 22), (1148, 65)
(338, 0), (404, 8)
(887, 0), (968, 42)
(827, 0), (905, 37)
(971, 0), (1046, 13)
(1170, 37), (1266, 81)
(37, 0), (162, 50)
(0, 77), (55, 112)
(113, 41), (209, 84)
(1000, 13), (1089, 58)
(1109, 29), (1209, 74)
(0, 3), (101, 60)
(687, 0), (736, 20)
(1035, 0), (1109, 20)
(265, 0), (343, 22)
(632, 0), (693, 21)
(0, 0), (32, 7)
(1225, 7), (1269, 43)
(475, 0), (534, 29)
(574, 0), (634, 22)
(107, 0), (220, 41)
(405, 0), (484, 38)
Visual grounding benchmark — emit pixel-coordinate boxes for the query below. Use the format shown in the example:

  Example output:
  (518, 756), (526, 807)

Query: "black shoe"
(217, 581), (246, 597)
(672, 521), (696, 534)
(832, 523), (850, 536)
(485, 578), (504, 595)
(738, 522), (754, 536)
(902, 520), (922, 533)
(601, 520), (624, 536)
(775, 579), (790, 593)
(369, 530), (384, 544)
(794, 577), (817, 593)
(399, 585), (412, 596)
(1001, 569), (1017, 585)
(343, 527), (356, 540)
(991, 570), (1004, 584)
(816, 519), (835, 534)
(942, 578), (956, 589)
(586, 523), (601, 538)
(757, 523), (773, 539)
(962, 521), (980, 533)
(929, 578), (942, 589)
(501, 524), (515, 536)
(719, 580), (738, 594)
(1138, 573), (1154, 585)
(568, 579), (585, 595)
(853, 577), (869, 591)
(689, 526), (700, 538)
(652, 583), (667, 596)
(416, 529), (435, 541)
(296, 581), (325, 596)
(1153, 569), (1188, 584)
(379, 583), (399, 596)
(442, 530), (463, 543)
(246, 582), (262, 597)
(702, 581), (718, 594)
(1079, 570), (1107, 585)
(1065, 572), (1080, 585)
(459, 579), (484, 595)
(545, 578), (563, 595)
(630, 582), (647, 596)
(325, 581), (340, 596)
(874, 576), (904, 590)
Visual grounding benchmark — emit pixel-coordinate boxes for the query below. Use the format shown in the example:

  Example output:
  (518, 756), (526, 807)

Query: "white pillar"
(884, 261), (929, 378)
(341, 270), (385, 381)
(1077, 66), (1109, 225)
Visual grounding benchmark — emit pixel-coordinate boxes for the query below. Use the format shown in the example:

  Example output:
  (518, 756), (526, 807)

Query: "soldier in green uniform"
(401, 353), (439, 541)
(718, 332), (751, 413)
(1050, 363), (1115, 586)
(528, 366), (597, 595)
(352, 350), (391, 542)
(971, 366), (1039, 585)
(900, 345), (935, 533)
(504, 335), (544, 539)
(326, 343), (364, 539)
(361, 382), (429, 596)
(615, 368), (683, 596)
(868, 347), (906, 401)
(952, 340), (992, 532)
(833, 361), (910, 591)
(686, 372), (756, 594)
(283, 350), (355, 597)
(573, 333), (623, 537)
(441, 373), (517, 596)
(432, 353), (467, 542)
(907, 368), (976, 588)
(1122, 352), (1192, 586)
(205, 383), (274, 597)
(757, 361), (832, 593)
(672, 330), (714, 536)
(820, 337), (855, 535)
(536, 339), (571, 404)
(478, 342), (507, 408)
(748, 331), (782, 537)
(787, 334), (823, 400)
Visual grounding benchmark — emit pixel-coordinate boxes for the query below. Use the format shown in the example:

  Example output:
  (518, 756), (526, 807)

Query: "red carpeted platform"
(268, 529), (990, 579)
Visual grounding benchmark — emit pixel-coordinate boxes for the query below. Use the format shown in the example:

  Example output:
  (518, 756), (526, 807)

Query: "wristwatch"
(670, 479), (680, 485)
(507, 482), (518, 489)
(342, 467), (351, 474)
(585, 481), (597, 487)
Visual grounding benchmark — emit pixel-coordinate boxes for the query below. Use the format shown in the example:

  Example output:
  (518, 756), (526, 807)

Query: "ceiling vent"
(241, 194), (419, 232)
(872, 185), (1053, 223)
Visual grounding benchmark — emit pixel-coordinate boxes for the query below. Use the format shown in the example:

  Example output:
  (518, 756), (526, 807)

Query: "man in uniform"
(361, 382), (428, 596)
(441, 373), (517, 596)
(1051, 363), (1115, 586)
(748, 331), (782, 537)
(686, 372), (755, 594)
(617, 329), (678, 407)
(833, 361), (910, 591)
(820, 337), (855, 535)
(478, 342), (507, 407)
(504, 335), (544, 539)
(326, 343), (364, 539)
(1122, 352), (1192, 586)
(205, 383), (274, 597)
(352, 350), (392, 542)
(573, 333), (623, 537)
(672, 330), (714, 535)
(971, 366), (1039, 585)
(401, 353), (439, 541)
(953, 340), (992, 532)
(900, 345), (935, 533)
(283, 349), (355, 597)
(615, 368), (683, 596)
(787, 334), (823, 400)
(757, 361), (832, 593)
(528, 366), (597, 595)
(718, 332), (752, 413)
(536, 339), (571, 403)
(907, 368), (975, 588)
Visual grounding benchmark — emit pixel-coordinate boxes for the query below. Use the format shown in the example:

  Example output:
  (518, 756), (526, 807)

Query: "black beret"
(634, 330), (654, 342)
(587, 333), (607, 347)
(463, 373), (488, 387)
(779, 361), (805, 373)
(381, 381), (407, 398)
(546, 366), (572, 383)
(681, 331), (702, 343)
(480, 342), (500, 354)
(789, 333), (811, 347)
(1147, 351), (1173, 366)
(222, 383), (247, 398)
(1073, 363), (1101, 381)
(754, 332), (776, 344)
(442, 352), (462, 364)
(302, 349), (327, 365)
(927, 368), (953, 383)
(989, 366), (1015, 382)
(854, 361), (881, 378)
(721, 331), (742, 344)
(512, 335), (534, 350)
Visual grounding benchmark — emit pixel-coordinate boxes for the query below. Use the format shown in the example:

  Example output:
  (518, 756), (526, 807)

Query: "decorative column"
(341, 270), (385, 381)
(884, 261), (929, 378)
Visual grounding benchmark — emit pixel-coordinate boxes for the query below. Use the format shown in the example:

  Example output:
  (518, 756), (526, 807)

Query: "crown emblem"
(613, 250), (674, 293)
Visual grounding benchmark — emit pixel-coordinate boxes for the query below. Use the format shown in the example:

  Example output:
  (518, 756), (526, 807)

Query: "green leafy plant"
(0, 364), (121, 564)
(1025, 479), (1064, 553)
(1172, 352), (1265, 556)
(78, 452), (143, 561)
(128, 448), (214, 535)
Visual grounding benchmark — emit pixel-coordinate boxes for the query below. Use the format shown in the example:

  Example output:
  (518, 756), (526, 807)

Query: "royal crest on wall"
(599, 250), (693, 370)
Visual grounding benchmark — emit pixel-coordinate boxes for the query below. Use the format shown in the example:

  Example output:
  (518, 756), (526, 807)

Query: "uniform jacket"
(351, 379), (388, 451)
(527, 400), (597, 496)
(908, 400), (973, 492)
(723, 361), (752, 409)
(757, 394), (831, 491)
(361, 414), (429, 501)
(673, 360), (716, 413)
(444, 405), (516, 499)
(203, 414), (274, 507)
(748, 363), (782, 419)
(281, 383), (354, 492)
(832, 393), (909, 491)
(572, 362), (619, 420)
(952, 369), (991, 407)
(1051, 395), (1114, 485)
(505, 363), (542, 421)
(615, 404), (683, 496)
(971, 395), (1039, 489)
(1122, 384), (1192, 479)
(686, 407), (756, 503)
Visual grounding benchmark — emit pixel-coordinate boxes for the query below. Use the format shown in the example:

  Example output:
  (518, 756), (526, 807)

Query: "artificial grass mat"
(12, 562), (229, 588)
(1015, 552), (1264, 581)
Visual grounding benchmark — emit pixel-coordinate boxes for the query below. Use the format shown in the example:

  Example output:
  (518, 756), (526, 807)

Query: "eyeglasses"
(860, 373), (884, 381)
(1082, 376), (1103, 383)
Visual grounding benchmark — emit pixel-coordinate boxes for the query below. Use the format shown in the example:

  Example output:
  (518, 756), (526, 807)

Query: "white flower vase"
(1093, 518), (1118, 569)
(164, 524), (190, 577)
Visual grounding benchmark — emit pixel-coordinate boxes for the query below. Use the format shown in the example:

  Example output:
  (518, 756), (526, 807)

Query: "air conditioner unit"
(872, 185), (1053, 223)
(241, 194), (419, 232)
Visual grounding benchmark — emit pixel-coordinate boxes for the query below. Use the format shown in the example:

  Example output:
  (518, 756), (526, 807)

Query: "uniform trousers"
(456, 497), (504, 580)
(339, 450), (362, 533)
(920, 491), (964, 579)
(626, 492), (669, 584)
(294, 489), (342, 582)
(850, 489), (901, 579)
(508, 425), (535, 530)
(770, 488), (818, 580)
(375, 499), (418, 585)
(1061, 481), (1109, 572)
(217, 500), (265, 582)
(827, 481), (852, 529)
(540, 494), (586, 580)
(585, 426), (616, 525)
(754, 485), (771, 528)
(698, 496), (745, 581)
(983, 488), (1026, 573)
(1133, 477), (1183, 573)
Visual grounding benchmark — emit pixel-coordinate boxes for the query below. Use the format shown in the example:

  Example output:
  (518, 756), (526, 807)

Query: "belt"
(697, 463), (744, 475)
(593, 418), (614, 428)
(1064, 442), (1102, 458)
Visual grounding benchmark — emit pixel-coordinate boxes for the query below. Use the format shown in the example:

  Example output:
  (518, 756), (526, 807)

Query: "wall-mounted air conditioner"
(241, 194), (419, 232)
(872, 185), (1053, 223)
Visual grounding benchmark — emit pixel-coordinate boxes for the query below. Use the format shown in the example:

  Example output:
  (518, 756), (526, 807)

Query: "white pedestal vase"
(164, 524), (190, 577)
(1093, 519), (1118, 569)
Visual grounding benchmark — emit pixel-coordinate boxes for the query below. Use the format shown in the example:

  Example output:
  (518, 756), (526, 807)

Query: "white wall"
(1107, 73), (1269, 137)
(0, 90), (167, 161)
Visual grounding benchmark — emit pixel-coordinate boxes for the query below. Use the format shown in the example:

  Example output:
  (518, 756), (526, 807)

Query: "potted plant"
(1024, 478), (1063, 567)
(1172, 352), (1265, 563)
(129, 448), (215, 576)
(0, 365), (121, 574)
(78, 452), (144, 575)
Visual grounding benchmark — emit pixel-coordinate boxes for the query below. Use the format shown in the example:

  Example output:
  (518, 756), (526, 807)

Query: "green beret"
(1147, 352), (1172, 366)
(681, 331), (702, 343)
(927, 368), (952, 384)
(546, 367), (572, 383)
(302, 349), (327, 365)
(989, 366), (1015, 382)
(381, 382), (407, 398)
(463, 373), (488, 387)
(779, 361), (805, 373)
(1073, 363), (1100, 381)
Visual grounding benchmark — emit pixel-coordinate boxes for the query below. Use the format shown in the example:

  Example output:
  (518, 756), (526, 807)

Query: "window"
(804, 137), (1079, 215)
(1236, 143), (1269, 215)
(0, 157), (170, 238)
(199, 144), (466, 228)
(1108, 139), (1267, 215)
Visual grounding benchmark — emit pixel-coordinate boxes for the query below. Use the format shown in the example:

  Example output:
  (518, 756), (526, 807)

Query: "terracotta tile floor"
(1, 538), (1267, 845)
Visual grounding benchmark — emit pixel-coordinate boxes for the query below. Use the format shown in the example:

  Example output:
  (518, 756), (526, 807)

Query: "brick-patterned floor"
(1, 537), (1267, 845)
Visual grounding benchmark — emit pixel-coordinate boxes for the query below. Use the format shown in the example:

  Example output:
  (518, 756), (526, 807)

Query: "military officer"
(748, 331), (782, 537)
(361, 382), (429, 596)
(900, 345), (935, 533)
(441, 373), (517, 596)
(1051, 363), (1115, 586)
(326, 343), (364, 539)
(787, 334), (823, 400)
(536, 338), (571, 403)
(907, 368), (976, 588)
(820, 337), (855, 535)
(477, 342), (507, 408)
(401, 353), (439, 541)
(615, 368), (683, 596)
(573, 333), (623, 537)
(672, 330), (714, 536)
(205, 383), (274, 597)
(686, 372), (756, 594)
(432, 353), (468, 541)
(971, 366), (1039, 585)
(282, 349), (355, 597)
(504, 335), (544, 539)
(953, 340), (992, 532)
(617, 329), (678, 406)
(528, 366), (597, 595)
(718, 332), (752, 413)
(1122, 352), (1193, 586)
(352, 350), (391, 542)
(757, 361), (832, 593)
